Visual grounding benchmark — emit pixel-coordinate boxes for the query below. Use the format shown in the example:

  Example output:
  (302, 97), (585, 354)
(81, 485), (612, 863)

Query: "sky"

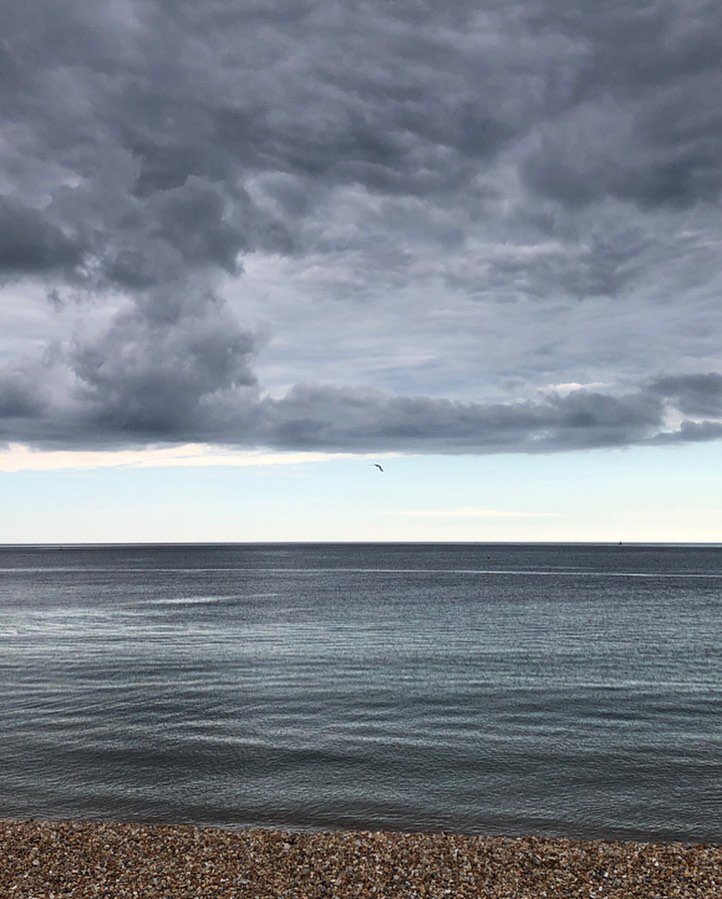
(1, 0), (721, 542)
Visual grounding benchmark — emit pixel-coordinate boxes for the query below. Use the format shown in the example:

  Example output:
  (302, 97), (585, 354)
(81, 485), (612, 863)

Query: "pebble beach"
(1, 820), (720, 898)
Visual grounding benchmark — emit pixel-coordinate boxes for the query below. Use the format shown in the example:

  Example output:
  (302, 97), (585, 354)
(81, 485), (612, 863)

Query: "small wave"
(147, 596), (224, 606)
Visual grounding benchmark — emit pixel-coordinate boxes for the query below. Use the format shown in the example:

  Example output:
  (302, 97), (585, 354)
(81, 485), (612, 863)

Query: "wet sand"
(1, 819), (720, 897)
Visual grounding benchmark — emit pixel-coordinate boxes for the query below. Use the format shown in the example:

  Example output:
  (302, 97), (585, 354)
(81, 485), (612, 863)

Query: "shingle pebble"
(1, 819), (719, 898)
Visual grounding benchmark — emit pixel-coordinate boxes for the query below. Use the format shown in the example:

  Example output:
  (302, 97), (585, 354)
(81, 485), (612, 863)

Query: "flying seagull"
(374, 464), (384, 472)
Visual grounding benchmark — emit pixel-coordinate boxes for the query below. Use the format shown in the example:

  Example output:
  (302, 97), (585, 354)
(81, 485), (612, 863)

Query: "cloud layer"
(1, 0), (721, 453)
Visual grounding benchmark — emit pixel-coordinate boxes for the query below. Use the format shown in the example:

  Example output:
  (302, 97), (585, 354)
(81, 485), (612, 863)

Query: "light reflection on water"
(0, 543), (720, 842)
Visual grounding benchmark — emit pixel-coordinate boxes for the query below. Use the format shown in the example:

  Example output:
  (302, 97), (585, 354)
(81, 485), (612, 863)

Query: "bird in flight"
(374, 464), (384, 472)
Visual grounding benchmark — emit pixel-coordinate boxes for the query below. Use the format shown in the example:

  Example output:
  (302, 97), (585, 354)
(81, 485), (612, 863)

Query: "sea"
(0, 543), (720, 843)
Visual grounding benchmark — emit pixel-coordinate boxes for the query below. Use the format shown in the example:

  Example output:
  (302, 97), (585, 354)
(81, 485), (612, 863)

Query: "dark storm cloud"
(521, 1), (722, 207)
(650, 373), (722, 418)
(68, 290), (258, 437)
(1, 0), (721, 454)
(0, 373), (44, 419)
(660, 419), (722, 443)
(258, 383), (668, 453)
(4, 371), (719, 453)
(0, 198), (83, 276)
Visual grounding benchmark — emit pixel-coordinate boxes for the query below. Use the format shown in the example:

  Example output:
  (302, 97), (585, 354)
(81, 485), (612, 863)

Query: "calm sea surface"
(0, 543), (720, 842)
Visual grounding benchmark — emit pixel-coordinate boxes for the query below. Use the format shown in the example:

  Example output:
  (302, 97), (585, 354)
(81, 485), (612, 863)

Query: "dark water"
(0, 543), (720, 843)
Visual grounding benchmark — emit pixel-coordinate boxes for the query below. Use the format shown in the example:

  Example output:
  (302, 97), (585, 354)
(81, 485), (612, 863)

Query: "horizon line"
(1, 540), (720, 548)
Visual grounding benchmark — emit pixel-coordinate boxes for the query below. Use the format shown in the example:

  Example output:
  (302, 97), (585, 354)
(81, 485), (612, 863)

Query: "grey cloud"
(5, 0), (720, 287)
(69, 291), (258, 438)
(535, 1), (722, 105)
(0, 373), (45, 420)
(522, 104), (722, 210)
(665, 420), (722, 443)
(448, 224), (650, 303)
(1, 351), (719, 452)
(3, 1), (547, 224)
(1, 1), (721, 457)
(147, 180), (244, 275)
(6, 2), (722, 214)
(101, 178), (274, 286)
(521, 3), (722, 208)
(0, 197), (83, 275)
(258, 383), (667, 453)
(650, 372), (722, 417)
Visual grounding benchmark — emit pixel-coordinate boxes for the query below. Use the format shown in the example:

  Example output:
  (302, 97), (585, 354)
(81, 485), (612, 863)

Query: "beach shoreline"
(1, 819), (720, 897)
